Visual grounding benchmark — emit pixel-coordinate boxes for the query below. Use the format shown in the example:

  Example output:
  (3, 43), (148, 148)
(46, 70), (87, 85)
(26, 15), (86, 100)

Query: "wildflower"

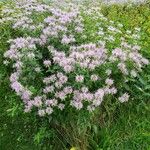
(45, 107), (53, 115)
(105, 69), (112, 75)
(64, 65), (73, 73)
(91, 74), (99, 81)
(10, 72), (19, 82)
(109, 87), (117, 94)
(11, 81), (23, 93)
(55, 82), (63, 89)
(130, 70), (137, 78)
(43, 60), (51, 67)
(59, 75), (68, 84)
(94, 89), (104, 100)
(61, 35), (75, 44)
(81, 87), (88, 93)
(58, 103), (65, 110)
(75, 75), (84, 83)
(118, 93), (130, 103)
(75, 26), (83, 33)
(63, 86), (73, 94)
(71, 100), (83, 110)
(87, 105), (95, 112)
(38, 109), (45, 116)
(3, 2), (149, 116)
(141, 58), (149, 65)
(105, 78), (114, 86)
(35, 67), (41, 72)
(45, 99), (53, 106)
(27, 52), (35, 59)
(117, 63), (128, 75)
(21, 90), (32, 101)
(43, 86), (54, 93)
(33, 96), (42, 107)
(3, 60), (9, 65)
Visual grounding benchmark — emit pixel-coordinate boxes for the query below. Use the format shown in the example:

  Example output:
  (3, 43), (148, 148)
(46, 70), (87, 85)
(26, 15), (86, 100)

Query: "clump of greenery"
(0, 1), (150, 150)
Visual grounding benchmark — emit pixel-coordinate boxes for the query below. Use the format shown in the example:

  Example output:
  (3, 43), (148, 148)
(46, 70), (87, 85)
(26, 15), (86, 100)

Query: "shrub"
(2, 0), (149, 117)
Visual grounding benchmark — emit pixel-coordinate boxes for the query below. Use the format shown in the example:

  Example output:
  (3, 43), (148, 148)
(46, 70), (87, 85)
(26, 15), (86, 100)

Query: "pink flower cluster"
(3, 0), (149, 116)
(50, 43), (107, 73)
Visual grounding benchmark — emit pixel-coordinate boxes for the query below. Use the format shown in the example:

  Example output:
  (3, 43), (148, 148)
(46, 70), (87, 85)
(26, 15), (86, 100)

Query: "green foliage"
(0, 2), (150, 150)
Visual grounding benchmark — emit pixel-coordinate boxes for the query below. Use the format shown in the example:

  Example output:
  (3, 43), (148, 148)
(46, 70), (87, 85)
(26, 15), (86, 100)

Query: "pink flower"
(118, 93), (130, 103)
(43, 60), (51, 67)
(55, 82), (63, 89)
(43, 86), (54, 93)
(45, 99), (53, 106)
(64, 65), (73, 73)
(109, 87), (117, 94)
(71, 100), (83, 110)
(94, 89), (104, 100)
(63, 86), (73, 94)
(87, 105), (95, 112)
(84, 93), (94, 101)
(58, 103), (65, 110)
(105, 69), (112, 75)
(45, 107), (53, 115)
(33, 96), (42, 107)
(81, 87), (88, 93)
(91, 74), (99, 81)
(130, 70), (137, 78)
(10, 72), (19, 82)
(141, 58), (149, 65)
(21, 90), (32, 101)
(38, 109), (45, 116)
(75, 75), (84, 83)
(105, 78), (114, 86)
(11, 81), (23, 93)
(59, 75), (68, 84)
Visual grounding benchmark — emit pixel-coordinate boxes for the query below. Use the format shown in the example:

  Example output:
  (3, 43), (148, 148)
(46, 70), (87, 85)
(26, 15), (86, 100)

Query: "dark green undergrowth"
(0, 2), (150, 150)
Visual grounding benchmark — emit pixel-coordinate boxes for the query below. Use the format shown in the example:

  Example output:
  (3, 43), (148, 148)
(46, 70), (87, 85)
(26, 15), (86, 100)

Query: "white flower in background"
(118, 93), (130, 103)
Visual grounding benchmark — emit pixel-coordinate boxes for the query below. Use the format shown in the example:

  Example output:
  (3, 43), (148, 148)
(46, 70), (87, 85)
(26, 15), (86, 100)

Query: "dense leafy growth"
(0, 0), (150, 150)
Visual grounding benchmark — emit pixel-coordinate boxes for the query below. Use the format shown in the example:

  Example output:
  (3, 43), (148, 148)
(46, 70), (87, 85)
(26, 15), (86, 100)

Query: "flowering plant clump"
(2, 0), (149, 117)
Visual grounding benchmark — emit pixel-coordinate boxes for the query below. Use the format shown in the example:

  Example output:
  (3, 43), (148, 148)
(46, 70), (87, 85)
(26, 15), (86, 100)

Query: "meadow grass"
(0, 2), (150, 150)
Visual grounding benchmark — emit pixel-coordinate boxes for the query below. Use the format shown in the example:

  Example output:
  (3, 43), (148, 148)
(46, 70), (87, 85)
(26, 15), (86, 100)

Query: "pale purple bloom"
(141, 58), (149, 65)
(35, 67), (41, 72)
(38, 109), (45, 116)
(71, 101), (83, 110)
(21, 90), (32, 101)
(33, 96), (42, 107)
(59, 75), (68, 84)
(118, 93), (130, 103)
(55, 82), (63, 89)
(43, 60), (51, 67)
(45, 99), (53, 106)
(64, 65), (73, 73)
(10, 72), (19, 82)
(11, 81), (23, 93)
(45, 107), (53, 115)
(94, 89), (104, 100)
(106, 69), (112, 75)
(81, 87), (88, 93)
(105, 78), (114, 86)
(87, 105), (95, 112)
(130, 70), (137, 78)
(63, 86), (73, 94)
(91, 74), (99, 81)
(58, 103), (65, 110)
(76, 75), (84, 83)
(43, 86), (54, 93)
